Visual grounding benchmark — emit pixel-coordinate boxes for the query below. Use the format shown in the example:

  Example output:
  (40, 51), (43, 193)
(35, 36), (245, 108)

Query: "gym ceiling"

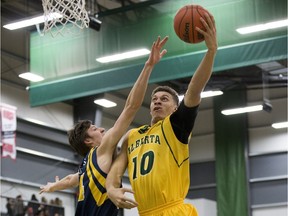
(1, 0), (287, 107)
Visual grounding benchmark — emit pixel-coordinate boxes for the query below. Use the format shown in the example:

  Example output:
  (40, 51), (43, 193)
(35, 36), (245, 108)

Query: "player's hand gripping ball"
(174, 4), (212, 44)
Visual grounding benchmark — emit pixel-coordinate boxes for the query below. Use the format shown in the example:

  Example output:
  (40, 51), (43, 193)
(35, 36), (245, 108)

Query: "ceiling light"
(272, 121), (288, 129)
(201, 90), (223, 98)
(18, 72), (44, 82)
(23, 118), (49, 127)
(221, 102), (273, 115)
(94, 99), (117, 108)
(222, 105), (263, 115)
(178, 90), (223, 101)
(3, 13), (62, 30)
(236, 19), (288, 34)
(96, 49), (150, 63)
(269, 67), (288, 75)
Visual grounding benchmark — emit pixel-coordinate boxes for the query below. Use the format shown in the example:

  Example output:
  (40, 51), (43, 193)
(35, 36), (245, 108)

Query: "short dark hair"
(67, 120), (92, 157)
(151, 86), (179, 105)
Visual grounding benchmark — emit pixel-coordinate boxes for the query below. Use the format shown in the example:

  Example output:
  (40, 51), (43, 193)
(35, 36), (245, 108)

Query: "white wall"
(253, 206), (288, 216)
(122, 182), (139, 216)
(185, 198), (217, 216)
(1, 83), (74, 131)
(249, 127), (288, 155)
(190, 134), (215, 162)
(247, 88), (288, 216)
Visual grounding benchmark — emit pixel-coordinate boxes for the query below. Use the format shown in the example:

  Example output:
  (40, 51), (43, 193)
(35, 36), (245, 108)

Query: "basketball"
(174, 5), (211, 44)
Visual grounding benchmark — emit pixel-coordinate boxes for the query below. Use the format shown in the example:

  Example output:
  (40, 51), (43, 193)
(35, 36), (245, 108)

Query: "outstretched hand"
(146, 36), (169, 66)
(39, 176), (59, 194)
(107, 187), (138, 209)
(196, 13), (218, 52)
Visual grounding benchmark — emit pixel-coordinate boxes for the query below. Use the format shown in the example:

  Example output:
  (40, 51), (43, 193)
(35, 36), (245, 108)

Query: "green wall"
(29, 0), (287, 106)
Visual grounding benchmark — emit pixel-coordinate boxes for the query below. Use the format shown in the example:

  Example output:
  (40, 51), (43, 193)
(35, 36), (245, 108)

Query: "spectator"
(28, 194), (39, 215)
(35, 207), (46, 216)
(53, 197), (64, 216)
(24, 206), (34, 216)
(41, 196), (48, 204)
(49, 199), (55, 205)
(6, 197), (14, 216)
(14, 195), (25, 216)
(54, 197), (62, 206)
(31, 194), (38, 202)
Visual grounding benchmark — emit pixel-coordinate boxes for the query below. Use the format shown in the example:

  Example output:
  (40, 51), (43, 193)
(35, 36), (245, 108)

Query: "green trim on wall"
(29, 35), (287, 106)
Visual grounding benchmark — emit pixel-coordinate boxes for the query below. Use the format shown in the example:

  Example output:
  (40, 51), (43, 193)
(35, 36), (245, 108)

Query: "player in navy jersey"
(39, 36), (169, 216)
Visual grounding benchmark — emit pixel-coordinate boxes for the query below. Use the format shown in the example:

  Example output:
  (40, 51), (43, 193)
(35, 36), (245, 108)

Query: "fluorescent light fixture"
(23, 118), (50, 127)
(96, 48), (150, 63)
(236, 19), (288, 34)
(178, 90), (223, 101)
(272, 121), (288, 129)
(94, 99), (117, 108)
(201, 90), (223, 98)
(18, 72), (44, 82)
(3, 13), (62, 30)
(221, 105), (263, 115)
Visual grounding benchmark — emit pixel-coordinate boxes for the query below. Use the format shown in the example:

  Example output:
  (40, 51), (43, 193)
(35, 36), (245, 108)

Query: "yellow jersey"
(127, 115), (191, 215)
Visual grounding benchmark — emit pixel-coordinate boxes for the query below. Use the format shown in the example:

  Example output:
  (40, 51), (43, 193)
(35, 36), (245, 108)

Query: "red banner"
(1, 103), (17, 160)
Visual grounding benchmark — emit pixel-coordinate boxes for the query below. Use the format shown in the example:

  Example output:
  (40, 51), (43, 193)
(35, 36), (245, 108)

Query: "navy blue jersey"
(75, 147), (118, 216)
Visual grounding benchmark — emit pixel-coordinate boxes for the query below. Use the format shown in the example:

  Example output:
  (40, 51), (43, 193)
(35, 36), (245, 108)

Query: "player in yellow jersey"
(106, 13), (217, 216)
(39, 36), (169, 216)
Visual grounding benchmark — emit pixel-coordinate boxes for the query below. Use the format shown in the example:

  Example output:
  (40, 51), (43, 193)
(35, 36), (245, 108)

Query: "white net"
(42, 0), (90, 37)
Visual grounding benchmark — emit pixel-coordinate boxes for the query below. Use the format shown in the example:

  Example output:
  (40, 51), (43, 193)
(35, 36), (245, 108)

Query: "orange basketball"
(174, 5), (211, 44)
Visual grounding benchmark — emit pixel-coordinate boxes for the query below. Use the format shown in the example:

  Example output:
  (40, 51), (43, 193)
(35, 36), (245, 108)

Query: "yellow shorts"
(139, 200), (198, 216)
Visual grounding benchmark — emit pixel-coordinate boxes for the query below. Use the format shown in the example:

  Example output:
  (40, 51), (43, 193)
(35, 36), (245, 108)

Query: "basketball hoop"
(41, 0), (90, 37)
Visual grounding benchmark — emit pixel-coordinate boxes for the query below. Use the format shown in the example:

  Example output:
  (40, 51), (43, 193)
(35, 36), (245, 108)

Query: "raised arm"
(39, 173), (79, 194)
(97, 36), (169, 172)
(184, 13), (218, 107)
